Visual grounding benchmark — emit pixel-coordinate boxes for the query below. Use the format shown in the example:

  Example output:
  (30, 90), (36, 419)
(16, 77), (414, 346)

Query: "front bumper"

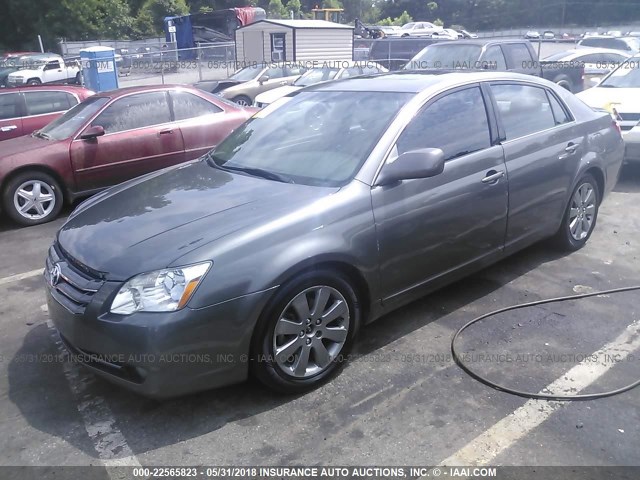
(45, 263), (275, 398)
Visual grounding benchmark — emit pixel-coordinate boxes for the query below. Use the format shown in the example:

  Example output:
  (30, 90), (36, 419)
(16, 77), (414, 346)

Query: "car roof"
(551, 47), (631, 57)
(310, 71), (551, 94)
(94, 84), (202, 98)
(427, 38), (529, 46)
(15, 85), (94, 94)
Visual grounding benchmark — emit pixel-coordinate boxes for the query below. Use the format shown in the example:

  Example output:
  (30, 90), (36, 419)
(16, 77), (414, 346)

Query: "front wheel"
(2, 171), (63, 226)
(232, 95), (251, 107)
(553, 174), (599, 251)
(251, 269), (361, 393)
(27, 78), (42, 85)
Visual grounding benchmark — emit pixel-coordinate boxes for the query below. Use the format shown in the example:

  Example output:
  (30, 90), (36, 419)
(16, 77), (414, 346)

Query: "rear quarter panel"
(560, 87), (625, 199)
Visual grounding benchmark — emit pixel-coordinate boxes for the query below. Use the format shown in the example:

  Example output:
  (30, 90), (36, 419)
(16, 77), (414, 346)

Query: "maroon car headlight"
(110, 262), (211, 315)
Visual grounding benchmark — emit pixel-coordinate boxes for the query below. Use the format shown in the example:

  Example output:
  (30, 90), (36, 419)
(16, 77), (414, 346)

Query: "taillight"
(613, 119), (622, 135)
(611, 107), (623, 122)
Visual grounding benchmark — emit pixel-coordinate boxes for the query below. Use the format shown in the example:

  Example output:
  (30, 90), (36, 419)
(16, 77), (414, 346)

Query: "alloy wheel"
(569, 182), (596, 241)
(273, 286), (350, 378)
(13, 180), (56, 221)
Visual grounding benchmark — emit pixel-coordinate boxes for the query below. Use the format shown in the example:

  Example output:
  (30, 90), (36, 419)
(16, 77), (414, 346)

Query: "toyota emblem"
(50, 263), (62, 287)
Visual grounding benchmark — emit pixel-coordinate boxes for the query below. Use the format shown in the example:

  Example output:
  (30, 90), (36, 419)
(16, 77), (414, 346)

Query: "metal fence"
(73, 44), (238, 88)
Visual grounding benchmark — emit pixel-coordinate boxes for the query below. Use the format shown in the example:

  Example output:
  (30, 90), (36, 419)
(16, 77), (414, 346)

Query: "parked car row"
(404, 39), (586, 92)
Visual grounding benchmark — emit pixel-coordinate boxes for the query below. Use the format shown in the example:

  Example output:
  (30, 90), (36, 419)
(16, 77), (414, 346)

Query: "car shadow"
(8, 242), (568, 458)
(613, 163), (640, 193)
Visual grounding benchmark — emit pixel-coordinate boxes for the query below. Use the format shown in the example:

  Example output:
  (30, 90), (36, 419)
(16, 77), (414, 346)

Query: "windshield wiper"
(205, 153), (295, 183)
(599, 84), (619, 88)
(222, 165), (295, 184)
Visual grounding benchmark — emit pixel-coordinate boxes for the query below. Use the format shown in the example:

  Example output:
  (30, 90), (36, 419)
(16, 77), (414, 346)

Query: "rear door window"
(491, 84), (556, 140)
(170, 91), (222, 120)
(24, 91), (76, 116)
(0, 93), (21, 119)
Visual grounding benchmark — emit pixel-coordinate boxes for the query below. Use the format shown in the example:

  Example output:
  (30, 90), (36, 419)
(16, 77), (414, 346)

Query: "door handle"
(158, 129), (173, 135)
(0, 125), (17, 132)
(559, 142), (579, 159)
(565, 143), (578, 153)
(481, 170), (505, 184)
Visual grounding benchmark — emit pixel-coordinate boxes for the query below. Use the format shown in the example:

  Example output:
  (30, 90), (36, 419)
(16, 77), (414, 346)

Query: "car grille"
(45, 243), (104, 314)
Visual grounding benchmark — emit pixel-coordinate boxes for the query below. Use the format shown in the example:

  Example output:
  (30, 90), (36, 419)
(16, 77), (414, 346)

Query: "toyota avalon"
(46, 72), (624, 398)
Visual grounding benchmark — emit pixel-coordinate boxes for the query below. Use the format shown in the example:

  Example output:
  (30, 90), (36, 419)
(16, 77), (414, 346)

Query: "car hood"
(57, 160), (337, 280)
(254, 85), (300, 105)
(577, 87), (640, 111)
(0, 134), (66, 156)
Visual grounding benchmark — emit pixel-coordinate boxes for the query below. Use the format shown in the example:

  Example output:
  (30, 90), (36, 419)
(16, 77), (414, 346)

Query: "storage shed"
(235, 19), (354, 63)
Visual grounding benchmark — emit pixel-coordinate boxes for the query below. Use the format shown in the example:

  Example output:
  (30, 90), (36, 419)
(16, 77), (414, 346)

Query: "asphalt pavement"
(0, 164), (638, 475)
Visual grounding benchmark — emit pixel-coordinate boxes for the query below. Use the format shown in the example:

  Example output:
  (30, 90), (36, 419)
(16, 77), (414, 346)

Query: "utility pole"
(561, 0), (567, 30)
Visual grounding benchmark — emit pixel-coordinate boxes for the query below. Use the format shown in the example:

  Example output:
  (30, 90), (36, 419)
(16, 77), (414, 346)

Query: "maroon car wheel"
(3, 171), (63, 226)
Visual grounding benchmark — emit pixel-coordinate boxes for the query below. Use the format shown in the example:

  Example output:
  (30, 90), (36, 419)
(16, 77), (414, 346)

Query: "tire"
(75, 72), (82, 85)
(26, 78), (41, 85)
(552, 74), (573, 92)
(250, 268), (361, 394)
(232, 95), (252, 107)
(2, 171), (63, 226)
(553, 173), (600, 251)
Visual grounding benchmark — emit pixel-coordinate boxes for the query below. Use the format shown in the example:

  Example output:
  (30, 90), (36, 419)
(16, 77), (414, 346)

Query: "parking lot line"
(46, 319), (142, 475)
(434, 319), (640, 468)
(0, 268), (43, 287)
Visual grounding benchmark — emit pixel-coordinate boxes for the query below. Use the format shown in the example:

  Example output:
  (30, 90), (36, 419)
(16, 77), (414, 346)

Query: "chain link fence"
(68, 43), (239, 88)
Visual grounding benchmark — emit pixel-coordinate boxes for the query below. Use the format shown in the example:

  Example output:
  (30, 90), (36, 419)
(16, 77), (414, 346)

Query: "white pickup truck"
(6, 54), (81, 87)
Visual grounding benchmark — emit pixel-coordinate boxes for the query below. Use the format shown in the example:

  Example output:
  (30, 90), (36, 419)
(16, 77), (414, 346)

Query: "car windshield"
(208, 90), (411, 187)
(229, 64), (264, 81)
(38, 96), (110, 140)
(405, 44), (483, 69)
(294, 68), (340, 86)
(600, 59), (640, 87)
(623, 37), (640, 50)
(400, 23), (415, 30)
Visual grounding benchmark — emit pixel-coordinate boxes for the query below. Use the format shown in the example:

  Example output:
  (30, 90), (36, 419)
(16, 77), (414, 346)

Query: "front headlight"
(110, 262), (211, 315)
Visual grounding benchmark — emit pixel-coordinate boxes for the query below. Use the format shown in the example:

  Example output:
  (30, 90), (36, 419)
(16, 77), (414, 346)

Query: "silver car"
(46, 72), (624, 398)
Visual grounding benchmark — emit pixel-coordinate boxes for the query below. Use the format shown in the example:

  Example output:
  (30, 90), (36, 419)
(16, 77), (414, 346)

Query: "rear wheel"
(232, 95), (251, 107)
(2, 171), (63, 226)
(251, 269), (361, 393)
(553, 174), (599, 251)
(552, 74), (573, 92)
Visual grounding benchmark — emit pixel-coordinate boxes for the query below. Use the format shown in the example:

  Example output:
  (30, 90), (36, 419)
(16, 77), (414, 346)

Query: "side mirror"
(376, 148), (445, 186)
(258, 75), (269, 84)
(80, 125), (105, 140)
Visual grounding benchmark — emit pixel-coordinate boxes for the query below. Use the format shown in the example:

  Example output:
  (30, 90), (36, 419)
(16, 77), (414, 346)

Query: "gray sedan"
(46, 72), (624, 398)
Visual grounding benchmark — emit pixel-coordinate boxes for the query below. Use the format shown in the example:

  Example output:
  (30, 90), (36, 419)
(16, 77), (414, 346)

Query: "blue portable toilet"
(80, 46), (119, 92)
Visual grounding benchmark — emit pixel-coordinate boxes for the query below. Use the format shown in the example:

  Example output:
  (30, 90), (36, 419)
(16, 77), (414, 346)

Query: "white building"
(235, 19), (354, 64)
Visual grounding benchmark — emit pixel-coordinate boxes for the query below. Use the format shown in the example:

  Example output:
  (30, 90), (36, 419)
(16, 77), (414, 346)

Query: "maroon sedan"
(0, 85), (254, 225)
(0, 85), (94, 141)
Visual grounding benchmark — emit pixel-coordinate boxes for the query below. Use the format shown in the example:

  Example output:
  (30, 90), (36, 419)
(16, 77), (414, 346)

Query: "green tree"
(286, 0), (301, 14)
(134, 0), (189, 37)
(395, 10), (413, 26)
(322, 0), (343, 9)
(268, 0), (289, 19)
